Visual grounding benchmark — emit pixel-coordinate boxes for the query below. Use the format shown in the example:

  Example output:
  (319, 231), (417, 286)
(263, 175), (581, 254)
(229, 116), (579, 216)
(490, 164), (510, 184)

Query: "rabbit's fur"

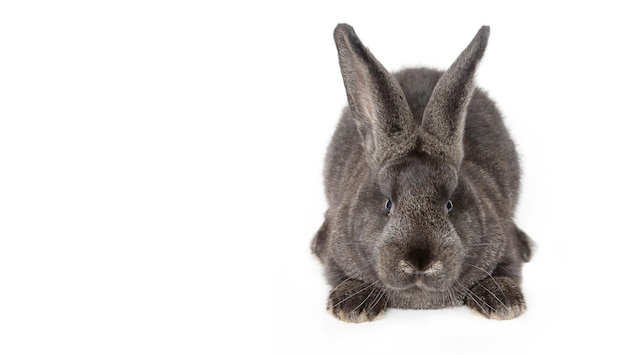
(311, 24), (533, 322)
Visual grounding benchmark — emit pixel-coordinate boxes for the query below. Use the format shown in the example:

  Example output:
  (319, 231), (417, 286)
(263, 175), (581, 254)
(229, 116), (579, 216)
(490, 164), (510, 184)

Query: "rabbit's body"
(312, 25), (532, 322)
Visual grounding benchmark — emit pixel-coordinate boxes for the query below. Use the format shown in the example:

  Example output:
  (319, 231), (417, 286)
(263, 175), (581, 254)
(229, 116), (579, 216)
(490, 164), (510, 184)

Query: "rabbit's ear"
(334, 24), (416, 166)
(420, 26), (490, 166)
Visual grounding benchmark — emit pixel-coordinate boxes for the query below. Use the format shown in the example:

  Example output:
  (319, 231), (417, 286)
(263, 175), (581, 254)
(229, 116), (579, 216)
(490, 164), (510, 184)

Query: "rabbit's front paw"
(465, 276), (526, 320)
(327, 279), (387, 323)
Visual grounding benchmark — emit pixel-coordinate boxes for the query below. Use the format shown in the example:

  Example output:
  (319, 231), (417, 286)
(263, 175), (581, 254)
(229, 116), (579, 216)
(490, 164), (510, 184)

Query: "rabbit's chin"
(385, 281), (447, 293)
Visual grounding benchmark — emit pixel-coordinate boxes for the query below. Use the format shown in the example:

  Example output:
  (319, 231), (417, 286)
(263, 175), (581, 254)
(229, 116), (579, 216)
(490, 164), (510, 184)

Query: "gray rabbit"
(311, 24), (533, 322)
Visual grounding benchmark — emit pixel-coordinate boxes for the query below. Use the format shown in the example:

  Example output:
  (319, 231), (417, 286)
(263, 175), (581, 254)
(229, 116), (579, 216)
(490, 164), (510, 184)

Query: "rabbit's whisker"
(365, 288), (387, 314)
(455, 280), (496, 314)
(468, 264), (510, 304)
(352, 287), (377, 313)
(331, 282), (375, 309)
(329, 277), (356, 295)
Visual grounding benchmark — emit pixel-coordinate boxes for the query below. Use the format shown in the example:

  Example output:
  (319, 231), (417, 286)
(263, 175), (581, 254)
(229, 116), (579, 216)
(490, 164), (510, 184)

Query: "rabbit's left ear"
(420, 26), (490, 166)
(334, 24), (417, 166)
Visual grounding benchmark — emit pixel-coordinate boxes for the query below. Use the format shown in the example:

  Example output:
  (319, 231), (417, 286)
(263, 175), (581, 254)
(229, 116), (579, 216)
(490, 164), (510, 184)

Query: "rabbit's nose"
(400, 248), (433, 274)
(399, 259), (434, 275)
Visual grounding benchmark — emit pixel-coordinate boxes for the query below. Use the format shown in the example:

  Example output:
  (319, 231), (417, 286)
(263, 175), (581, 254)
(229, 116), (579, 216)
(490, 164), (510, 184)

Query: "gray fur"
(312, 24), (533, 322)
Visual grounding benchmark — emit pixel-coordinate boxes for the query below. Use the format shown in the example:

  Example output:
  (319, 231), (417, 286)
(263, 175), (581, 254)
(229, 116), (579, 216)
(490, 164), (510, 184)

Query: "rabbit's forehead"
(377, 156), (457, 198)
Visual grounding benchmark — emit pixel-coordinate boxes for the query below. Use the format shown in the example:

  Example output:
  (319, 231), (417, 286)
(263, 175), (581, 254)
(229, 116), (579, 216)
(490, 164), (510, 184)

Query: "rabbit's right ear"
(420, 26), (490, 167)
(334, 24), (417, 166)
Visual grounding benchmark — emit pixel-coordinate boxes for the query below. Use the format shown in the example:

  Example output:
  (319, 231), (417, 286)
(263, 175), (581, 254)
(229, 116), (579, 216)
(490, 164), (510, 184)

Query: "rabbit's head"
(331, 24), (490, 292)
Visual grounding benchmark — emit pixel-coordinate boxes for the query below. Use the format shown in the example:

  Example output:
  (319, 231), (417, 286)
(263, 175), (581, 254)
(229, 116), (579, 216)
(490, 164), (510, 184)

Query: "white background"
(1, 1), (625, 354)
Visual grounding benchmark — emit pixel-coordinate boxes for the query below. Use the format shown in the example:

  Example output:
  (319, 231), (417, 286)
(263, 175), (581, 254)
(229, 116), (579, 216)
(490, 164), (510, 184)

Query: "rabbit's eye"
(385, 199), (393, 214)
(446, 200), (453, 213)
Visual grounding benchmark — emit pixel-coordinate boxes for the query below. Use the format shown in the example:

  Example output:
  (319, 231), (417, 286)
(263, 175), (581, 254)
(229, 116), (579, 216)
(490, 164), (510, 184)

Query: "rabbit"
(311, 24), (533, 323)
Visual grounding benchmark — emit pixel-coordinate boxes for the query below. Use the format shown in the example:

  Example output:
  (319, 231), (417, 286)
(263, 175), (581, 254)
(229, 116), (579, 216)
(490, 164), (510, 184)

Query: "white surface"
(1, 1), (624, 354)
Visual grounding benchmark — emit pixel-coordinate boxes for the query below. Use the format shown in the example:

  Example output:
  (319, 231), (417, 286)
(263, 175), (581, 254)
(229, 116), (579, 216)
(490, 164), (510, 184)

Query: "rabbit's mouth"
(400, 264), (450, 291)
(375, 237), (463, 291)
(377, 252), (454, 292)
